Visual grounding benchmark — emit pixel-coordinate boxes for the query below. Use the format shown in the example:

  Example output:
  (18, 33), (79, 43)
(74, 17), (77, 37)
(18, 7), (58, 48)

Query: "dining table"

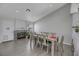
(33, 33), (57, 56)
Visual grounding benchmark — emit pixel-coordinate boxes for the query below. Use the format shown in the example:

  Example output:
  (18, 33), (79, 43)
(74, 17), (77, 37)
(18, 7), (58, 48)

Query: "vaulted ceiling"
(0, 3), (66, 22)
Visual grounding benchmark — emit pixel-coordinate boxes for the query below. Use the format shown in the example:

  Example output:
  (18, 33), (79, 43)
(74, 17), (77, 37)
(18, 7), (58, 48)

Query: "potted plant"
(72, 26), (79, 32)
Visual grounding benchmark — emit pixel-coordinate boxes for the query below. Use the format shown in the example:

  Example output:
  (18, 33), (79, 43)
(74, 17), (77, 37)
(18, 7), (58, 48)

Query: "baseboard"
(2, 40), (14, 43)
(63, 42), (72, 45)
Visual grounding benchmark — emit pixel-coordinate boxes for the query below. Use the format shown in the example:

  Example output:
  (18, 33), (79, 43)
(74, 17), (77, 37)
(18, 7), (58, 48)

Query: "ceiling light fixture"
(26, 9), (31, 12)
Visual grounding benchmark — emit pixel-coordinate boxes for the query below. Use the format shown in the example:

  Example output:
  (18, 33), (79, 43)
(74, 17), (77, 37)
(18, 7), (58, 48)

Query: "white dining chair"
(35, 34), (42, 48)
(58, 35), (64, 56)
(41, 35), (52, 53)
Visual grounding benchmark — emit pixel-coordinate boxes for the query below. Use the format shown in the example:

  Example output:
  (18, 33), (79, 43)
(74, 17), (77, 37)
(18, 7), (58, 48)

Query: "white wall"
(0, 17), (28, 43)
(1, 19), (14, 42)
(0, 20), (2, 43)
(34, 4), (72, 44)
(15, 19), (27, 30)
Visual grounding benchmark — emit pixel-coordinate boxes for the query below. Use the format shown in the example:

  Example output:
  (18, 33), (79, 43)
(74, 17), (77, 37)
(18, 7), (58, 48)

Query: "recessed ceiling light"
(16, 10), (19, 13)
(49, 4), (53, 7)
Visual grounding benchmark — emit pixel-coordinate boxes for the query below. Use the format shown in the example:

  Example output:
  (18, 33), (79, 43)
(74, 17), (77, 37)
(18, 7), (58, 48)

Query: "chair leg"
(61, 45), (64, 52)
(47, 46), (49, 53)
(56, 45), (58, 56)
(41, 45), (43, 50)
(60, 45), (64, 56)
(39, 43), (41, 48)
(57, 46), (58, 52)
(33, 39), (36, 48)
(35, 42), (38, 48)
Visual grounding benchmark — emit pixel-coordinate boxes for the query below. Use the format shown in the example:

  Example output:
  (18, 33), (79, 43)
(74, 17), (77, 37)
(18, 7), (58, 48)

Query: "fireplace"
(14, 30), (27, 40)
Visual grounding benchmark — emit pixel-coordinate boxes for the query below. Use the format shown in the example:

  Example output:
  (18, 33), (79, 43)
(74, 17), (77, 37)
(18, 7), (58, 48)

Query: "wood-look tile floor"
(0, 39), (73, 56)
